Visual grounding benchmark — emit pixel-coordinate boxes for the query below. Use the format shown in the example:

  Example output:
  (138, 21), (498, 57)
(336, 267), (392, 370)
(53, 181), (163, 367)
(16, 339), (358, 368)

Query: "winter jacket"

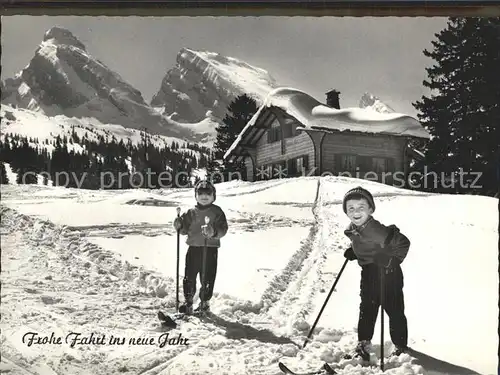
(178, 203), (228, 247)
(344, 216), (410, 267)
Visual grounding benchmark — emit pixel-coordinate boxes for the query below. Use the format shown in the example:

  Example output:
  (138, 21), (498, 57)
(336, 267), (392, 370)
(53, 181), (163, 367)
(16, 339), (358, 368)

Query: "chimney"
(325, 89), (341, 109)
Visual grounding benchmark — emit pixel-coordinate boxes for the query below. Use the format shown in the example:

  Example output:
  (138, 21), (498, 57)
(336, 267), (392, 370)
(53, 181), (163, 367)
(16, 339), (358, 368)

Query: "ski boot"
(194, 300), (210, 314)
(343, 340), (371, 361)
(178, 302), (193, 315)
(390, 345), (409, 357)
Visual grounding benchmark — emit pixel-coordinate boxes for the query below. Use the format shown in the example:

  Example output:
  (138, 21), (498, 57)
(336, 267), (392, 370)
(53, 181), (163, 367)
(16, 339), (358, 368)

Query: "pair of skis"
(157, 310), (209, 329)
(279, 362), (336, 375)
(279, 358), (382, 375)
(279, 349), (392, 375)
(157, 207), (210, 329)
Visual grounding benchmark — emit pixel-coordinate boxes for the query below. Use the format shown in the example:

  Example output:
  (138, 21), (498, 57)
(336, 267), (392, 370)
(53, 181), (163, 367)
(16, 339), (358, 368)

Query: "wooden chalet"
(224, 88), (430, 185)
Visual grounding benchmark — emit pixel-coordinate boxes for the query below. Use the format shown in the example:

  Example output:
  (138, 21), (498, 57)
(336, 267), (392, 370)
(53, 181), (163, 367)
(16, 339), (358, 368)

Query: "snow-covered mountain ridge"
(150, 47), (279, 123)
(359, 92), (396, 113)
(1, 27), (201, 141)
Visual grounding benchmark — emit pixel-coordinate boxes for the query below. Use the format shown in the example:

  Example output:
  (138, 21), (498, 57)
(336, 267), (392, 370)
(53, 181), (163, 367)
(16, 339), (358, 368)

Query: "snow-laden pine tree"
(208, 94), (258, 183)
(413, 17), (500, 196)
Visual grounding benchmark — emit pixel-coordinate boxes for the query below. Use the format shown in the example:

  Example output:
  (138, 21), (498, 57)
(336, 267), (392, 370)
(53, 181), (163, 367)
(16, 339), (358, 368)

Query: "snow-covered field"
(0, 177), (497, 375)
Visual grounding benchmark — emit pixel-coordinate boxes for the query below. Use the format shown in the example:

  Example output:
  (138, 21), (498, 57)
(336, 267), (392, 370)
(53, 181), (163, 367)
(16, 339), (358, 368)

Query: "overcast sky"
(1, 16), (448, 117)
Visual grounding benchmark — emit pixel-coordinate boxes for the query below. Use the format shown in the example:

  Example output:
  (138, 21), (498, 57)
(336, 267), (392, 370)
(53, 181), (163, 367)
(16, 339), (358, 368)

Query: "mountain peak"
(1, 26), (200, 140)
(43, 26), (86, 51)
(152, 48), (278, 123)
(359, 92), (395, 113)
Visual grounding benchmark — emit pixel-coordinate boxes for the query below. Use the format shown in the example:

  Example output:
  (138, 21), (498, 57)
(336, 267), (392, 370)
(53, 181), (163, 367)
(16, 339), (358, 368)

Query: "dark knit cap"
(342, 186), (375, 213)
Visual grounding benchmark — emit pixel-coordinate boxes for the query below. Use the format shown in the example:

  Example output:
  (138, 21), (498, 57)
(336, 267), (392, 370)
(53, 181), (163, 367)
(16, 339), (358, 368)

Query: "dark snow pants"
(183, 246), (218, 303)
(358, 263), (408, 348)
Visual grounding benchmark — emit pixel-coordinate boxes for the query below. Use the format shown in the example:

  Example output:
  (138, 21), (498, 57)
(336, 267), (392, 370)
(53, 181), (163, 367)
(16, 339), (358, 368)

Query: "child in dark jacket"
(173, 180), (228, 314)
(342, 186), (410, 359)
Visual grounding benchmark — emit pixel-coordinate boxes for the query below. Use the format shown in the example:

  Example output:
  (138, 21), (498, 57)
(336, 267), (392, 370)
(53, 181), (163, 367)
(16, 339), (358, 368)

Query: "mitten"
(344, 247), (357, 261)
(202, 225), (215, 238)
(373, 252), (393, 268)
(173, 217), (183, 231)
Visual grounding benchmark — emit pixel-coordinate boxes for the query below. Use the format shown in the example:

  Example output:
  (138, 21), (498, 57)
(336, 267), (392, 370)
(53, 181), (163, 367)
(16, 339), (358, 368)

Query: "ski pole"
(303, 258), (349, 348)
(201, 216), (210, 304)
(378, 230), (395, 371)
(380, 267), (385, 371)
(175, 207), (181, 312)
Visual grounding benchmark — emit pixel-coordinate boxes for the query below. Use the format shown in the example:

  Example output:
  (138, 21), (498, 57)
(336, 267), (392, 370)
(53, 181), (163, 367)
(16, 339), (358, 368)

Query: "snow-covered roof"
(224, 87), (430, 160)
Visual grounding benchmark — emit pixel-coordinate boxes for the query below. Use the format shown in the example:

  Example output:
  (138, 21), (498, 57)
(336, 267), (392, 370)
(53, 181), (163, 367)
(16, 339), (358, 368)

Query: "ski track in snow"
(0, 179), (485, 375)
(258, 179), (333, 332)
(58, 210), (311, 240)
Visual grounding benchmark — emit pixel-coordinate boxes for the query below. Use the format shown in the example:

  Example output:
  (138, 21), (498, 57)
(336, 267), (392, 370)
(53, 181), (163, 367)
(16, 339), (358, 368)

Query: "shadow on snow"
(408, 348), (482, 375)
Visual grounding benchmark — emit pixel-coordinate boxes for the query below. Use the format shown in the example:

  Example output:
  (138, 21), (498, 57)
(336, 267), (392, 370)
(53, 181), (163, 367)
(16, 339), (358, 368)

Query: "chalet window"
(357, 156), (372, 172)
(267, 119), (281, 143)
(335, 153), (395, 181)
(267, 115), (299, 143)
(282, 123), (295, 139)
(372, 157), (395, 182)
(258, 156), (310, 181)
(337, 154), (357, 173)
(297, 158), (303, 174)
(266, 164), (273, 179)
(372, 157), (387, 173)
(287, 155), (309, 177)
(267, 127), (281, 143)
(287, 158), (297, 176)
(299, 154), (309, 173)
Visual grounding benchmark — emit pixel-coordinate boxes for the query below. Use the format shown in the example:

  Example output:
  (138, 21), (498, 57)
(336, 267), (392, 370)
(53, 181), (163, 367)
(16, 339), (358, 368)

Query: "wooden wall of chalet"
(244, 157), (254, 181)
(321, 132), (406, 179)
(254, 130), (315, 172)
